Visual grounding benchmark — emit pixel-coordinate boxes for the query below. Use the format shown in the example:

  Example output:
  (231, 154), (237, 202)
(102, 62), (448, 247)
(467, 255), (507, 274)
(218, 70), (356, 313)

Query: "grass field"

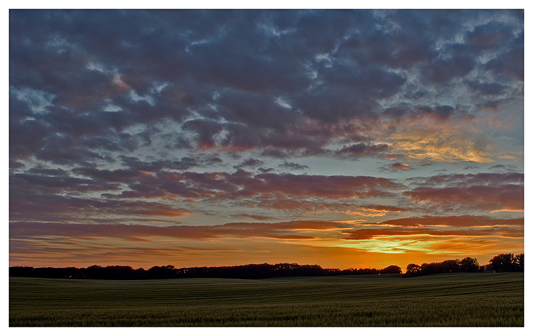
(9, 272), (524, 327)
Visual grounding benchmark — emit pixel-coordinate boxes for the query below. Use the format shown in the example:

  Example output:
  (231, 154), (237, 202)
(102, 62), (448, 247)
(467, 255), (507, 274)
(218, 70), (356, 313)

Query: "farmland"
(10, 272), (523, 327)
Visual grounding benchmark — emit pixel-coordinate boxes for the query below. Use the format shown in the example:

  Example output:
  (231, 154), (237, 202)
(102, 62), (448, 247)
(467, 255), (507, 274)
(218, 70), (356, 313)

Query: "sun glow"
(339, 236), (439, 254)
(489, 208), (524, 213)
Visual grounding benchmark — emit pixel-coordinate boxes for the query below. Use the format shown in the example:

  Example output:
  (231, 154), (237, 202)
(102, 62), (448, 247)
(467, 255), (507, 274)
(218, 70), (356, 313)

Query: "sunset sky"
(9, 9), (524, 270)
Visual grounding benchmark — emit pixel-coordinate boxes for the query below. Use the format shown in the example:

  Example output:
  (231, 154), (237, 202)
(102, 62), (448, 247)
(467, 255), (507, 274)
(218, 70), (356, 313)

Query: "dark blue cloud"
(467, 21), (515, 52)
(278, 162), (309, 171)
(485, 31), (524, 81)
(423, 43), (477, 84)
(466, 81), (507, 96)
(383, 103), (460, 121)
(336, 143), (389, 157)
(234, 158), (265, 169)
(10, 9), (523, 159)
(9, 9), (523, 209)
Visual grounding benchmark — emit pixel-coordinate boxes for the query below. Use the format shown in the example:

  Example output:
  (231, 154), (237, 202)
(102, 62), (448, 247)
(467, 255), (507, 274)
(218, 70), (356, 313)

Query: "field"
(10, 272), (524, 327)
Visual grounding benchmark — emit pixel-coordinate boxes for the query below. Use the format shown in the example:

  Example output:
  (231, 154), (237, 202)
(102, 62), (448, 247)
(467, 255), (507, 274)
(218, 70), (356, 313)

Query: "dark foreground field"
(10, 272), (523, 327)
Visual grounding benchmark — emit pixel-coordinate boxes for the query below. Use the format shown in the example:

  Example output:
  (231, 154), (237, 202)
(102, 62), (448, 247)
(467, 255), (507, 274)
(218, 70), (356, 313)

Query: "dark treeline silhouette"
(9, 263), (402, 280)
(10, 253), (523, 280)
(404, 253), (524, 277)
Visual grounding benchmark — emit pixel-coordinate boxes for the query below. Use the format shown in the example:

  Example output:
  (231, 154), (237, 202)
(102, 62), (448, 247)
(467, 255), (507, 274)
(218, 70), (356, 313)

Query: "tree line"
(9, 263), (402, 280)
(9, 253), (523, 280)
(404, 253), (524, 277)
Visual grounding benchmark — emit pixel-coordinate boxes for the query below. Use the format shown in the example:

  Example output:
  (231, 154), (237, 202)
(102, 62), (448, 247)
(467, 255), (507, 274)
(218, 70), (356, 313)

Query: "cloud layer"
(9, 9), (523, 269)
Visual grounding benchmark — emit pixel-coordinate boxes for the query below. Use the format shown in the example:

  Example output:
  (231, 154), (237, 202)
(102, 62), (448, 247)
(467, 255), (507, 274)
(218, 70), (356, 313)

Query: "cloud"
(76, 170), (401, 200)
(339, 15), (436, 69)
(388, 127), (495, 163)
(9, 220), (352, 242)
(466, 21), (515, 52)
(238, 172), (400, 199)
(10, 193), (194, 223)
(392, 162), (413, 170)
(406, 184), (523, 212)
(404, 172), (524, 212)
(372, 101), (518, 165)
(10, 172), (121, 195)
(233, 158), (264, 169)
(336, 143), (389, 158)
(120, 155), (223, 172)
(466, 81), (507, 96)
(277, 162), (309, 171)
(484, 31), (524, 81)
(294, 65), (406, 122)
(410, 172), (523, 188)
(423, 44), (477, 84)
(11, 216), (522, 258)
(383, 103), (459, 121)
(260, 148), (290, 158)
(236, 197), (414, 217)
(380, 162), (414, 172)
(358, 205), (410, 213)
(231, 214), (278, 221)
(374, 215), (523, 228)
(488, 164), (518, 172)
(9, 10), (523, 167)
(11, 165), (403, 224)
(343, 226), (523, 240)
(464, 165), (479, 170)
(342, 215), (524, 240)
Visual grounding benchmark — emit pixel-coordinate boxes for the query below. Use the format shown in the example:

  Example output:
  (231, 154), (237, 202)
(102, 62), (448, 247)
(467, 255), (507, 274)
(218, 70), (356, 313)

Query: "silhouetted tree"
(9, 266), (35, 277)
(459, 257), (480, 272)
(380, 265), (402, 274)
(515, 253), (524, 272)
(406, 264), (422, 276)
(148, 265), (176, 279)
(490, 253), (515, 272)
(440, 259), (460, 272)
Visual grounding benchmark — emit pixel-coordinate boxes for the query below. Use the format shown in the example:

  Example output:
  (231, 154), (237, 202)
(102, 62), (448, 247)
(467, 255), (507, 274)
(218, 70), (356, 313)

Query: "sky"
(8, 9), (524, 270)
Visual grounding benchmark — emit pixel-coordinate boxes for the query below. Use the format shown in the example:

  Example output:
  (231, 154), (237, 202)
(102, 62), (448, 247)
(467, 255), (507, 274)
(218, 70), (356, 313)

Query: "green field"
(10, 272), (524, 327)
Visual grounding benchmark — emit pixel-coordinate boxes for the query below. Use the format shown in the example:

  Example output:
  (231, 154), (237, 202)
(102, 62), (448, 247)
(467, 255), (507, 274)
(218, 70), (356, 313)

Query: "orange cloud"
(392, 162), (413, 170)
(342, 226), (523, 240)
(371, 110), (504, 164)
(388, 127), (495, 163)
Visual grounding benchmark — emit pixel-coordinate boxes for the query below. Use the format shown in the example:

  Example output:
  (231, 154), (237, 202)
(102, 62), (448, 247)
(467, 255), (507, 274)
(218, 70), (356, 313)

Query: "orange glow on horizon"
(10, 228), (523, 271)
